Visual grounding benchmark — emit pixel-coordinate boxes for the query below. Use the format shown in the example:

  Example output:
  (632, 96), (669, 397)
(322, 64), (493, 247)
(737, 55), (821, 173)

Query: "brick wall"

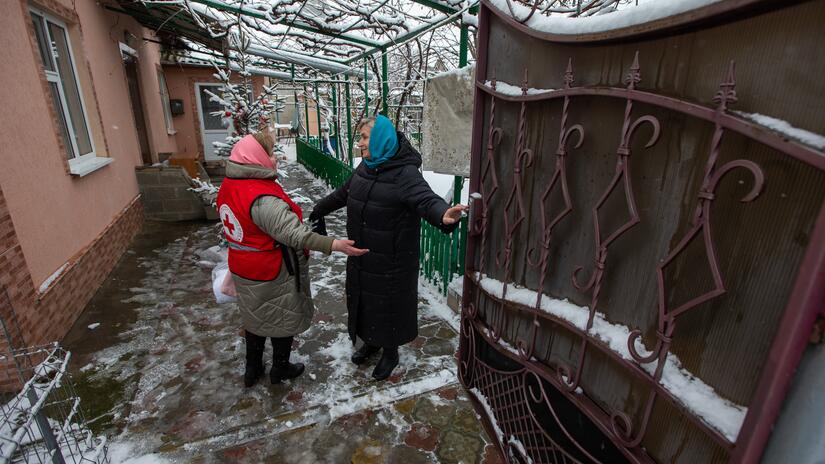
(31, 196), (144, 345)
(135, 165), (207, 221)
(0, 185), (144, 390)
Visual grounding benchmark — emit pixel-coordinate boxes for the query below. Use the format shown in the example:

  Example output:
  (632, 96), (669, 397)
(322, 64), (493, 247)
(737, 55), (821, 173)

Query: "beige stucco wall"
(0, 0), (166, 287)
(163, 65), (265, 160)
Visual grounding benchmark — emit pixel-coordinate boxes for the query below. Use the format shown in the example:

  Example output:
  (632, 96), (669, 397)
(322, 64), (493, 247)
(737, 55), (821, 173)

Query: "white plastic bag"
(212, 262), (237, 304)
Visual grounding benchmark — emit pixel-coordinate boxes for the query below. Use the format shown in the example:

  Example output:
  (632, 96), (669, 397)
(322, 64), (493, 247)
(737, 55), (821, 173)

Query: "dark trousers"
(245, 331), (294, 366)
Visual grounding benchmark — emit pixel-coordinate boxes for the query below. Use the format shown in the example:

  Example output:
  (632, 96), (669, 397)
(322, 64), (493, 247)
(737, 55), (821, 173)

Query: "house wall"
(163, 65), (265, 160)
(0, 0), (156, 347)
(132, 31), (179, 161)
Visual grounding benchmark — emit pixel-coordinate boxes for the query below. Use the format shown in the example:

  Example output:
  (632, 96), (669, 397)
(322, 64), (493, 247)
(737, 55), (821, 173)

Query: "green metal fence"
(296, 137), (466, 295)
(297, 138), (353, 188)
(420, 215), (468, 295)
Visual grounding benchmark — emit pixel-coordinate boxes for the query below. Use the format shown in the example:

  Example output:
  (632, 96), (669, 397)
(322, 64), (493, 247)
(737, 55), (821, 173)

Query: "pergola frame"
(117, 0), (477, 202)
(124, 0), (477, 80)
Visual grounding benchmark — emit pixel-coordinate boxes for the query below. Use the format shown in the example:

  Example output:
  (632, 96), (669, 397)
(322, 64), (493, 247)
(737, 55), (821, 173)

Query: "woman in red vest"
(216, 132), (367, 388)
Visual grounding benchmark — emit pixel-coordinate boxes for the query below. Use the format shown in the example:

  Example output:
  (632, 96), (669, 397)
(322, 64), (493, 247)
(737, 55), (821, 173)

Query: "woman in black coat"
(309, 115), (466, 380)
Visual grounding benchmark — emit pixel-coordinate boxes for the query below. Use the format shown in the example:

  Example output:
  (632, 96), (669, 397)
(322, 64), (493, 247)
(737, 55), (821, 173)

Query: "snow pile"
(418, 280), (461, 332)
(487, 0), (725, 35)
(469, 387), (505, 441)
(482, 326), (531, 359)
(194, 245), (228, 266)
(462, 12), (479, 27)
(483, 80), (554, 97)
(733, 111), (825, 151)
(108, 441), (172, 464)
(448, 274), (465, 297)
(305, 332), (457, 423)
(39, 263), (68, 294)
(474, 273), (747, 441)
(431, 63), (475, 80)
(327, 368), (456, 422)
(422, 171), (470, 204)
(508, 435), (534, 463)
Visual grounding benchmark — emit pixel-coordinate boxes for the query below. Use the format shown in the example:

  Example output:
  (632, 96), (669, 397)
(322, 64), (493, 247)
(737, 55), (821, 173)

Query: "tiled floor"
(63, 157), (503, 463)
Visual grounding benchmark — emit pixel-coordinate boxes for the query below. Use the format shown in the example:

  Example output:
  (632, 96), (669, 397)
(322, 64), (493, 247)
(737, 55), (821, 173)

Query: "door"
(195, 83), (231, 161)
(124, 57), (152, 164)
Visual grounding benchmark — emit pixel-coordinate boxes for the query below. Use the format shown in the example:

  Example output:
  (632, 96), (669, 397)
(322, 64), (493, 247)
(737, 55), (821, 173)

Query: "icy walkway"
(63, 157), (501, 463)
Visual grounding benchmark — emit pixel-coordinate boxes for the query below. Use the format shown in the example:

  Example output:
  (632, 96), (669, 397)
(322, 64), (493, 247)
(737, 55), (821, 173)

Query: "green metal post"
(291, 64), (297, 135)
(443, 226), (451, 293)
(345, 76), (353, 167)
(459, 217), (467, 276)
(289, 64), (297, 128)
(364, 59), (370, 116)
(332, 83), (341, 160)
(303, 83), (309, 140)
(314, 82), (322, 151)
(459, 23), (469, 68)
(381, 51), (389, 116)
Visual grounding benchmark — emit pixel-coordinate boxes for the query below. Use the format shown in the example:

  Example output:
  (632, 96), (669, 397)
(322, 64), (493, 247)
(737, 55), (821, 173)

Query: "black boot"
(270, 336), (305, 384)
(351, 343), (380, 365)
(372, 346), (399, 381)
(244, 331), (266, 388)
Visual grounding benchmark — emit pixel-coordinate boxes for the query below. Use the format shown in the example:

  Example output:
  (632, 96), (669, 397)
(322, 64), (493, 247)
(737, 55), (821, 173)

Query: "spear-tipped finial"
(625, 51), (641, 90)
(521, 68), (529, 96)
(713, 61), (738, 111)
(564, 58), (574, 89)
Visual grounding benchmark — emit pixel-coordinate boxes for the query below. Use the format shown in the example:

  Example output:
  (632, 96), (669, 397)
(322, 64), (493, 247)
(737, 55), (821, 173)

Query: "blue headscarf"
(363, 115), (399, 169)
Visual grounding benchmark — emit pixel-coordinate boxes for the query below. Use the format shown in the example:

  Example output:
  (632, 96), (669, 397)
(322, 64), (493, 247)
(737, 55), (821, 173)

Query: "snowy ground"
(63, 156), (501, 463)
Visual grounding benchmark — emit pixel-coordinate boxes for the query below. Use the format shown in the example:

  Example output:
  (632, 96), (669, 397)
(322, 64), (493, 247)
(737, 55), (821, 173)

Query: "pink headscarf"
(229, 134), (275, 171)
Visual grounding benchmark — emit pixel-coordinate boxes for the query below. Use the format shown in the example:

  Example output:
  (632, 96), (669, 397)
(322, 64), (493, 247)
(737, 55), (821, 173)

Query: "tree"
(207, 32), (287, 158)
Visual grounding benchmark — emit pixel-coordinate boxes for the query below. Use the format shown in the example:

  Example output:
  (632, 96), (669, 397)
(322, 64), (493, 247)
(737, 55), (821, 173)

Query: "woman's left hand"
(442, 204), (469, 225)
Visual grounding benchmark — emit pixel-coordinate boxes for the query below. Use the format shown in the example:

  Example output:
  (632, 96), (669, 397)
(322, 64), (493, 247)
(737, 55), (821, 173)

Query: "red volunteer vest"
(216, 178), (304, 281)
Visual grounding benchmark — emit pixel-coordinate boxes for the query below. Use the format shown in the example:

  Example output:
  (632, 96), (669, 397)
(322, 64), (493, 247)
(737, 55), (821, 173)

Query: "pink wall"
(0, 0), (164, 286)
(163, 65), (265, 160)
(132, 29), (179, 161)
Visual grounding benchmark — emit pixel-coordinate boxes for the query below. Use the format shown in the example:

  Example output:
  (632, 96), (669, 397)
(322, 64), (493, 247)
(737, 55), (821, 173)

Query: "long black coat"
(310, 133), (456, 347)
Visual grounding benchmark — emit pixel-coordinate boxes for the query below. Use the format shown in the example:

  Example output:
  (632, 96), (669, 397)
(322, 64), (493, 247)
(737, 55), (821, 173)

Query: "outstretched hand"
(310, 216), (327, 236)
(332, 239), (369, 256)
(442, 204), (469, 225)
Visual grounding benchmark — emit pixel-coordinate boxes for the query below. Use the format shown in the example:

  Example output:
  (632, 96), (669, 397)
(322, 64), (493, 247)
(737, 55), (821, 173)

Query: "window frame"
(29, 6), (97, 165)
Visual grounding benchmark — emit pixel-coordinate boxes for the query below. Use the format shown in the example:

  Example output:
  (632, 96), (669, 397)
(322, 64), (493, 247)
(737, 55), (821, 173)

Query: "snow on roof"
(154, 0), (480, 80)
(184, 0), (461, 62)
(486, 0), (726, 35)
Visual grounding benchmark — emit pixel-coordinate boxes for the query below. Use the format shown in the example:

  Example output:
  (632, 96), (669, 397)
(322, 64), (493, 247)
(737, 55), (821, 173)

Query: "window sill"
(69, 156), (114, 177)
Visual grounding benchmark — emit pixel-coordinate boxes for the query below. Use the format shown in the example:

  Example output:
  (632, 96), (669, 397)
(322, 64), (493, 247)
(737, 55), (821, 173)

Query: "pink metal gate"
(458, 1), (825, 462)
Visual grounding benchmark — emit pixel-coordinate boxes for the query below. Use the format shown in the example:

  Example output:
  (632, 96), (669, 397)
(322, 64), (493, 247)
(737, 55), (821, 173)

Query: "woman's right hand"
(332, 239), (369, 256)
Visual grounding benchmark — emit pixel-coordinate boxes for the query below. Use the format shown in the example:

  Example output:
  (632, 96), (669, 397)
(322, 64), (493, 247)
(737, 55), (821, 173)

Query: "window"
(157, 69), (175, 134)
(30, 8), (99, 169)
(198, 84), (228, 130)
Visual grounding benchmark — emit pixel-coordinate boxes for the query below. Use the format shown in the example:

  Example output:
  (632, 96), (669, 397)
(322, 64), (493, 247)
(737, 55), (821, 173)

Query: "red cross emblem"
(219, 204), (243, 242)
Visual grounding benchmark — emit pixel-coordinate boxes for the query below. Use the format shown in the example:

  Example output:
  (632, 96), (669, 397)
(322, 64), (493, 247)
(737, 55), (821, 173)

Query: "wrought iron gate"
(458, 1), (825, 463)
